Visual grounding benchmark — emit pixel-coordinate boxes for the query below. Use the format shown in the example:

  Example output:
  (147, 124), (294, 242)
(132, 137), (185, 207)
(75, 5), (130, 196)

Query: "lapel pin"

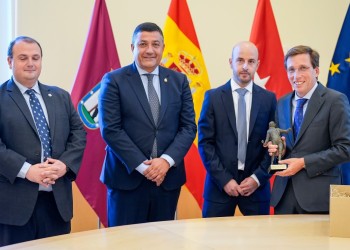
(164, 78), (168, 83)
(48, 93), (52, 97)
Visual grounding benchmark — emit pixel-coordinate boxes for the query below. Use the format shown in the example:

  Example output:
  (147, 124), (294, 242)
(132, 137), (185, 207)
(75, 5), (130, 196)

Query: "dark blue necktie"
(293, 98), (308, 139)
(236, 88), (248, 163)
(145, 74), (160, 158)
(26, 89), (52, 160)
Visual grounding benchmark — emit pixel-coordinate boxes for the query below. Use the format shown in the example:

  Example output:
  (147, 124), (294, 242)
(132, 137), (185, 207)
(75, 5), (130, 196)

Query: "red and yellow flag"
(162, 0), (211, 216)
(71, 0), (121, 227)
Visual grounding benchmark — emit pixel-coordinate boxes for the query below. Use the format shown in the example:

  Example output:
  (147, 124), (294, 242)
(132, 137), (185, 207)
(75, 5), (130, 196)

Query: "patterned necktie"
(145, 74), (160, 158)
(26, 89), (52, 160)
(293, 98), (308, 139)
(236, 88), (248, 163)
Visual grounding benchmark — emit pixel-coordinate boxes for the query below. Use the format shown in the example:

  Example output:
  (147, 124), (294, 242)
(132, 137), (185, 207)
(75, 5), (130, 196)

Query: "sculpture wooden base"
(268, 164), (287, 174)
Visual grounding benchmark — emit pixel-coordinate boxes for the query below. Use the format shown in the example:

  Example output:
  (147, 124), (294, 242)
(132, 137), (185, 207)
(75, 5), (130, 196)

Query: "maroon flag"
(71, 0), (121, 226)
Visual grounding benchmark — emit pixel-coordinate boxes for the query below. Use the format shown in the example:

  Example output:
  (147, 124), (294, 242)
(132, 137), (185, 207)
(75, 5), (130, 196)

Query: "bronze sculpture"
(262, 121), (291, 166)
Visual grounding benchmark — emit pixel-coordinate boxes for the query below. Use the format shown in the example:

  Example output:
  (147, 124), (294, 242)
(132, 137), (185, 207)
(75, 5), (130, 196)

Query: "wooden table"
(3, 215), (350, 249)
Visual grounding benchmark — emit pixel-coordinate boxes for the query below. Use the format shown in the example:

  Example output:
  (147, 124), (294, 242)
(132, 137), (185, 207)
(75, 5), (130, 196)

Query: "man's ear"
(7, 57), (13, 69)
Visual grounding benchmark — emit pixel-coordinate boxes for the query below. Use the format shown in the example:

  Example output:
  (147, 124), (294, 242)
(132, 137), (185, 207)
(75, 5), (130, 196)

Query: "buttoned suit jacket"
(271, 83), (350, 212)
(99, 63), (196, 191)
(0, 79), (86, 226)
(198, 81), (276, 204)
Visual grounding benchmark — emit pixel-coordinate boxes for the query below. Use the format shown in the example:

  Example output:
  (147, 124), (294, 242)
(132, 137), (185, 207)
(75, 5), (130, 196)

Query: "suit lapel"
(6, 79), (37, 133)
(128, 64), (156, 126)
(39, 83), (56, 141)
(249, 84), (261, 137)
(296, 84), (325, 143)
(221, 81), (238, 137)
(280, 94), (294, 146)
(158, 67), (169, 126)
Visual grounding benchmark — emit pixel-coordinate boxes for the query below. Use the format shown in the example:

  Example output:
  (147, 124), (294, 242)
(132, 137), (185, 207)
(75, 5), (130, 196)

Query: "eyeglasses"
(287, 66), (311, 74)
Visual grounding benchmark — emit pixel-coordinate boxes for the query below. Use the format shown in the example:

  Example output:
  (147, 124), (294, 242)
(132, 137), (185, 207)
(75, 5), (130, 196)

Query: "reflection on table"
(2, 215), (350, 249)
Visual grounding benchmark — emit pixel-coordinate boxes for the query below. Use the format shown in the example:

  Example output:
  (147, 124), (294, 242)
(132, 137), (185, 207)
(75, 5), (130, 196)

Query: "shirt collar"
(135, 63), (159, 76)
(12, 77), (41, 95)
(230, 78), (253, 93)
(294, 82), (318, 101)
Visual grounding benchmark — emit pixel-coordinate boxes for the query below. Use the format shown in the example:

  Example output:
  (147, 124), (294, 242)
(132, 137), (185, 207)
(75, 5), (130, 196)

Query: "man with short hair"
(198, 41), (276, 217)
(98, 22), (196, 226)
(0, 36), (86, 246)
(268, 45), (350, 214)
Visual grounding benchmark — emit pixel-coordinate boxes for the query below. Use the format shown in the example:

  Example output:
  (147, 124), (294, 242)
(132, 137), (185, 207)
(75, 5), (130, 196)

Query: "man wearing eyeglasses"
(267, 45), (350, 214)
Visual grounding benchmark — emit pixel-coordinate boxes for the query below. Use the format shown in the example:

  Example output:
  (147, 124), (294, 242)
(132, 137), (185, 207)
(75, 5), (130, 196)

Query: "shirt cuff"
(17, 162), (31, 178)
(135, 162), (150, 175)
(250, 174), (260, 187)
(160, 154), (175, 167)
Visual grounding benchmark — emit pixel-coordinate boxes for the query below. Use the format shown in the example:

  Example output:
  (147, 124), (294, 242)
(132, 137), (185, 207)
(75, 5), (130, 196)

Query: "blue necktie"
(26, 89), (52, 160)
(293, 98), (308, 139)
(236, 88), (248, 163)
(145, 74), (160, 158)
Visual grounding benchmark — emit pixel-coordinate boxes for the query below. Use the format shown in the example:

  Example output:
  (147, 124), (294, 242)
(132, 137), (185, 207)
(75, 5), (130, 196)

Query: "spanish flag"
(162, 0), (211, 217)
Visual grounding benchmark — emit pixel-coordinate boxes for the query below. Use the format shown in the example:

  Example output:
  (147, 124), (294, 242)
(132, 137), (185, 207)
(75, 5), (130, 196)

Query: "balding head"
(229, 41), (260, 87)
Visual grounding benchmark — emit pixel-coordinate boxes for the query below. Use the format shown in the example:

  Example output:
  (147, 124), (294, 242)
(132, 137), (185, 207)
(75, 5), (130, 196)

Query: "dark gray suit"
(0, 79), (86, 226)
(271, 83), (350, 213)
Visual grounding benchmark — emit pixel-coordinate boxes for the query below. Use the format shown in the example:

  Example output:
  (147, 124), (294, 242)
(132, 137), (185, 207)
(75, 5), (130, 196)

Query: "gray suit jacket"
(271, 83), (350, 212)
(0, 79), (86, 226)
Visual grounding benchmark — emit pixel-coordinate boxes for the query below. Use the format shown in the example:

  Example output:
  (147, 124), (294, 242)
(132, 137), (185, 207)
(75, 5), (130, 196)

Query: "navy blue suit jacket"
(198, 81), (276, 204)
(271, 83), (350, 212)
(99, 63), (196, 191)
(0, 79), (86, 226)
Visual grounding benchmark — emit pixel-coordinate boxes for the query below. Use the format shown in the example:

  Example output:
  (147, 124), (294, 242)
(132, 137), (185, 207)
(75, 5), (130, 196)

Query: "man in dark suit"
(268, 45), (350, 214)
(0, 36), (86, 246)
(198, 41), (276, 217)
(98, 22), (196, 226)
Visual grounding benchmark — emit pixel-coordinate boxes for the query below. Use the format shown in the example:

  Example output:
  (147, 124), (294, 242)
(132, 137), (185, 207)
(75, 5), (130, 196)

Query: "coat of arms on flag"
(77, 83), (101, 129)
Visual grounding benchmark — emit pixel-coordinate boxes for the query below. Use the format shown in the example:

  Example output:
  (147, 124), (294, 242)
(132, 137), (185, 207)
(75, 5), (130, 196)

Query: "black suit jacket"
(271, 83), (350, 212)
(198, 81), (276, 204)
(99, 63), (196, 191)
(0, 79), (86, 226)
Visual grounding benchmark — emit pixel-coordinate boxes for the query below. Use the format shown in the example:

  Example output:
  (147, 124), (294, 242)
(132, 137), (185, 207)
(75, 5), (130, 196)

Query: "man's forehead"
(13, 42), (41, 55)
(136, 31), (162, 39)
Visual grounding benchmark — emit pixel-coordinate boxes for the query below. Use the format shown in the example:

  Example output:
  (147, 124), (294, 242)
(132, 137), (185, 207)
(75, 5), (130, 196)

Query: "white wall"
(1, 0), (349, 91)
(0, 0), (15, 83)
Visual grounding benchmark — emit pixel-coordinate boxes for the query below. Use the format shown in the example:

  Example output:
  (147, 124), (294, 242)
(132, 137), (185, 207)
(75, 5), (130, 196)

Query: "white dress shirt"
(134, 65), (175, 174)
(13, 77), (52, 191)
(230, 79), (260, 186)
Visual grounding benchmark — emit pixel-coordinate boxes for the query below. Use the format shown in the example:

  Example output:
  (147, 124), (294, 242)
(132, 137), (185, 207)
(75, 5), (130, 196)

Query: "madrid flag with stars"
(162, 0), (211, 215)
(250, 0), (291, 99)
(250, 0), (291, 214)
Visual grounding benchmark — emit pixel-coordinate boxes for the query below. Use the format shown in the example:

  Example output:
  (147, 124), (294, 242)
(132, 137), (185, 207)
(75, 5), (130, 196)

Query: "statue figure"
(262, 121), (291, 165)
